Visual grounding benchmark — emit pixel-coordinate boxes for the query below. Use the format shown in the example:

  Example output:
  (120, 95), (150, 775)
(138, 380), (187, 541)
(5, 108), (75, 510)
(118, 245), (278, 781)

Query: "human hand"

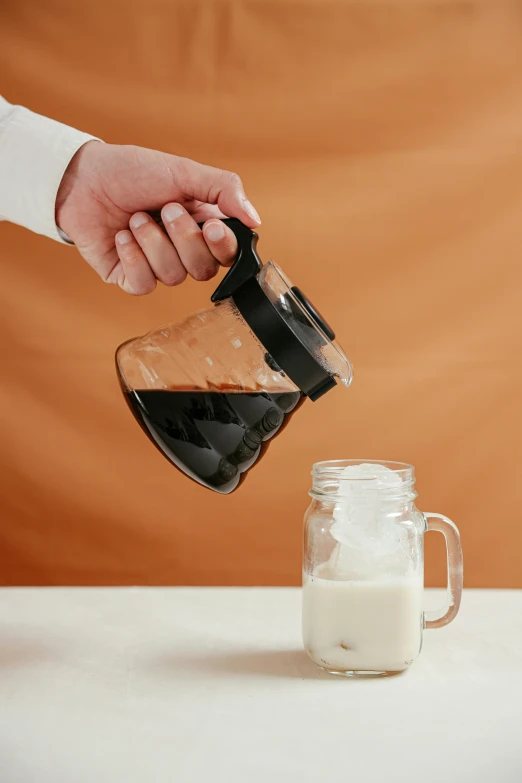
(55, 141), (261, 294)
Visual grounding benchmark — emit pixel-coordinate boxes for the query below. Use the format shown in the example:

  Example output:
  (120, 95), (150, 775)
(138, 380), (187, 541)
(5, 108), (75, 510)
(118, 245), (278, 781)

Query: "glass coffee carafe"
(116, 219), (352, 494)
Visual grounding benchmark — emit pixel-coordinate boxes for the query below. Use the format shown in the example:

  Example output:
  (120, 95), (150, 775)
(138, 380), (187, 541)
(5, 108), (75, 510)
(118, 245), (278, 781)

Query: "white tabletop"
(0, 588), (520, 783)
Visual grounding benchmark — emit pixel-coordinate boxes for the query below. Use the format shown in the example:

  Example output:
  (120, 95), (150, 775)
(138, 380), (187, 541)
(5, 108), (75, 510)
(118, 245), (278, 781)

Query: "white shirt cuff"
(0, 103), (99, 243)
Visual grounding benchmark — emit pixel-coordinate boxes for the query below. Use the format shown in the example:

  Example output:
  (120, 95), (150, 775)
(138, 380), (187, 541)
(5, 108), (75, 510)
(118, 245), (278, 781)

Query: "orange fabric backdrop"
(1, 0), (521, 586)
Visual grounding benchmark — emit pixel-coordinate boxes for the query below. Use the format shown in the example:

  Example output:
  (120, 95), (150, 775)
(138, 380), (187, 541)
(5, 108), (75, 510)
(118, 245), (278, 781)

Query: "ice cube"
(329, 463), (408, 579)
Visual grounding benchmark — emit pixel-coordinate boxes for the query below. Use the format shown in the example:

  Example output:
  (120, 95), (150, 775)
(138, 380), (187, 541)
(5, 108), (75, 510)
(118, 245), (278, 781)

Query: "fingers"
(115, 206), (239, 293)
(115, 231), (156, 295)
(201, 219), (239, 267)
(172, 156), (262, 228)
(160, 204), (238, 278)
(129, 213), (187, 287)
(159, 204), (218, 281)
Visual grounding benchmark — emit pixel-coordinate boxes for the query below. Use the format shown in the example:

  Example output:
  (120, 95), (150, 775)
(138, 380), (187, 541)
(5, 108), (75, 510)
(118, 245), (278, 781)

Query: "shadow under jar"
(303, 460), (463, 676)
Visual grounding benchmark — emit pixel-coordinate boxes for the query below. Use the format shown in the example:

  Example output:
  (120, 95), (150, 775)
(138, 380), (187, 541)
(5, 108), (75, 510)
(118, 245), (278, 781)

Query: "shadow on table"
(0, 627), (64, 670)
(143, 648), (340, 680)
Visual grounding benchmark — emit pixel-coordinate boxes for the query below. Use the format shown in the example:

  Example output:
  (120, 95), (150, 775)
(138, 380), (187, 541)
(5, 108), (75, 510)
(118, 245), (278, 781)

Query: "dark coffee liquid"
(124, 389), (303, 494)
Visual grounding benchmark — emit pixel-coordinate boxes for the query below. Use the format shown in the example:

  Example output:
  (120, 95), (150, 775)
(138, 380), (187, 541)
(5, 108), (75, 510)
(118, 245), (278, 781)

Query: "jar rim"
(310, 460), (417, 502)
(312, 459), (415, 481)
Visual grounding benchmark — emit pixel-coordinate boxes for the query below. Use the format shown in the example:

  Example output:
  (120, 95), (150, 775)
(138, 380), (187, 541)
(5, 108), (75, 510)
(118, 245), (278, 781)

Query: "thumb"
(166, 154), (262, 227)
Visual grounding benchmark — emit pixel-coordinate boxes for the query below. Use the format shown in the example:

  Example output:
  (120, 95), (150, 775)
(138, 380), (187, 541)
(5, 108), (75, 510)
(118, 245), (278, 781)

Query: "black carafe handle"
(148, 211), (335, 341)
(148, 212), (261, 301)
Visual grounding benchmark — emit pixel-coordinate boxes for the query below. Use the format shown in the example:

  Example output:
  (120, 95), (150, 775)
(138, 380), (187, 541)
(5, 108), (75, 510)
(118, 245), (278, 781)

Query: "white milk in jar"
(303, 573), (424, 673)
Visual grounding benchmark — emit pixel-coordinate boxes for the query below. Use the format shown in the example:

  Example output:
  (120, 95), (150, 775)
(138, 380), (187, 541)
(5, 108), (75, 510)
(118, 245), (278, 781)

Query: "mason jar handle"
(423, 512), (463, 629)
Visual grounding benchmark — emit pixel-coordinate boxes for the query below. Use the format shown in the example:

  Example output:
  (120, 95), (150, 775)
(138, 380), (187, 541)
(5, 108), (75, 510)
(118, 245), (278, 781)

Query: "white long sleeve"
(0, 97), (98, 243)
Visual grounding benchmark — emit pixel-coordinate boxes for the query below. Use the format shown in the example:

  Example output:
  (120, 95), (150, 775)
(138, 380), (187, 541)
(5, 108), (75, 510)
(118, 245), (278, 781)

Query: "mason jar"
(303, 460), (463, 676)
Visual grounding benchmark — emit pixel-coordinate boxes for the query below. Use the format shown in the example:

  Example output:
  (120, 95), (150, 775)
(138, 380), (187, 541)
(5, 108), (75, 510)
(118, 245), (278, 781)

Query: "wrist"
(55, 139), (102, 237)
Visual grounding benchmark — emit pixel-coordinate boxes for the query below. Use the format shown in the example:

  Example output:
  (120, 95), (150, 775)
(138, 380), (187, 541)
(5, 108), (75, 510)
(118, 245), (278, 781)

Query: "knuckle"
(133, 280), (156, 296)
(191, 265), (217, 282)
(174, 156), (193, 192)
(162, 268), (187, 287)
(125, 250), (143, 268)
(177, 227), (200, 244)
(227, 171), (242, 188)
